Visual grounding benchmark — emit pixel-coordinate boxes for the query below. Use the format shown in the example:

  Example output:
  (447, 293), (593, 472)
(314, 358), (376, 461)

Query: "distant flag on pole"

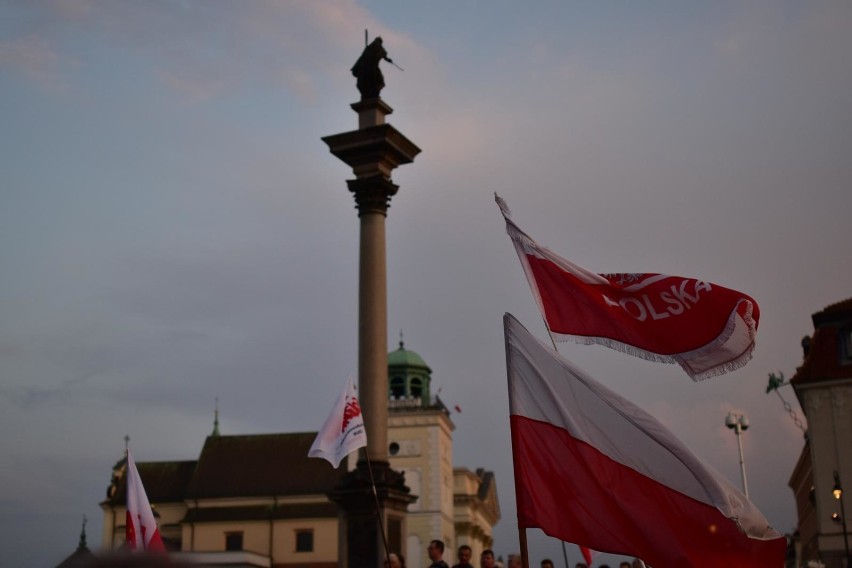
(309, 375), (368, 468)
(504, 314), (786, 567)
(125, 450), (166, 553)
(579, 546), (595, 566)
(496, 194), (759, 380)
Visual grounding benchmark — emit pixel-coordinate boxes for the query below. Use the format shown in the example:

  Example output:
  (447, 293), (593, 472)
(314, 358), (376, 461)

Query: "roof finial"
(212, 397), (220, 437)
(399, 329), (404, 349)
(124, 435), (130, 457)
(78, 514), (88, 550)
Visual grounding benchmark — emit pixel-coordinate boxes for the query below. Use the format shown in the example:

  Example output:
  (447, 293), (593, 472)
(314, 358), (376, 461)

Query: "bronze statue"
(351, 37), (394, 99)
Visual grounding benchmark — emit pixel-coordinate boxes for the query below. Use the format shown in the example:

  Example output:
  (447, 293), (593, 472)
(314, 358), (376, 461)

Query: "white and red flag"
(496, 195), (759, 380)
(309, 375), (368, 468)
(504, 313), (786, 568)
(125, 450), (166, 553)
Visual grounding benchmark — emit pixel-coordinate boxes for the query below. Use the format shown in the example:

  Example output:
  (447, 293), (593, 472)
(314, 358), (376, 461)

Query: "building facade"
(789, 299), (852, 568)
(102, 433), (343, 568)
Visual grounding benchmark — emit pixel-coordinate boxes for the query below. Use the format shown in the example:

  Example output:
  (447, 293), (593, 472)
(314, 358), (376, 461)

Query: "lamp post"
(833, 470), (851, 567)
(725, 412), (750, 498)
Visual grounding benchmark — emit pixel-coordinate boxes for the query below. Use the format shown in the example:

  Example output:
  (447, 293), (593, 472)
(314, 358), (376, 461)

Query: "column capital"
(347, 175), (399, 216)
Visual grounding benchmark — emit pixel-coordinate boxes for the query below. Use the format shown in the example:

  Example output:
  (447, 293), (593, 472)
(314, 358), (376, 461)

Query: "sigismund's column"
(322, 37), (420, 568)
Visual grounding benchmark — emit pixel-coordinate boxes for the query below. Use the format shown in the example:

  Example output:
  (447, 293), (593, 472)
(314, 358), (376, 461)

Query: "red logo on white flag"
(342, 397), (362, 433)
(309, 376), (368, 468)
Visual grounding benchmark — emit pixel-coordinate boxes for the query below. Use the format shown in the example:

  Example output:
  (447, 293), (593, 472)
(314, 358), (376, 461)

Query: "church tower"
(386, 338), (456, 568)
(389, 334), (433, 405)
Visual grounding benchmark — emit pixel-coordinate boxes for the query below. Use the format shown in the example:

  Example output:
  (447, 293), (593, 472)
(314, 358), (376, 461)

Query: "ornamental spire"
(78, 515), (88, 550)
(212, 397), (220, 437)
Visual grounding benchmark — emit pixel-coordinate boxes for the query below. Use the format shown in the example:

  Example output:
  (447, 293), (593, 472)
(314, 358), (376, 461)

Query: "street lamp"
(832, 470), (851, 567)
(725, 412), (750, 498)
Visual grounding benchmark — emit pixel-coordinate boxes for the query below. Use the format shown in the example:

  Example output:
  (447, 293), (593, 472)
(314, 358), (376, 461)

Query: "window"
(410, 377), (423, 398)
(225, 532), (243, 551)
(295, 529), (314, 552)
(390, 376), (405, 399)
(388, 517), (402, 558)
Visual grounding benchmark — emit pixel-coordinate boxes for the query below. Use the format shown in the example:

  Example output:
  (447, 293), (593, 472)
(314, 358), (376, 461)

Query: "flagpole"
(519, 526), (530, 568)
(365, 453), (392, 568)
(500, 195), (560, 568)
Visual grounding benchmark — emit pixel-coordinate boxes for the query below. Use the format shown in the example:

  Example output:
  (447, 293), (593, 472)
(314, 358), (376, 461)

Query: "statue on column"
(351, 37), (394, 99)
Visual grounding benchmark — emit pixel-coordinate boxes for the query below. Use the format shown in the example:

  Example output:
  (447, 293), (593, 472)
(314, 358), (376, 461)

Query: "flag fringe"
(549, 331), (678, 364)
(550, 299), (757, 382)
(676, 299), (757, 381)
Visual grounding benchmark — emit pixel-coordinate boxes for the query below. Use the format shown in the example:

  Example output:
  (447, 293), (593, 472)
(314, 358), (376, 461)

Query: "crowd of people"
(383, 541), (647, 568)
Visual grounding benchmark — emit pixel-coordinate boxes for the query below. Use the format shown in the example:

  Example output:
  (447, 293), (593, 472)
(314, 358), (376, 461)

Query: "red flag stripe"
(511, 416), (785, 568)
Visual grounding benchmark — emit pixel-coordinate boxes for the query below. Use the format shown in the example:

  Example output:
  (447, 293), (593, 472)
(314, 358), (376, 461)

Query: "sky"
(1, 1), (851, 566)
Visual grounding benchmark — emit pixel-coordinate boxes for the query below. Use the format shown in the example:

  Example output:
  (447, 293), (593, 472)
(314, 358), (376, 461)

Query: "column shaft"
(359, 210), (388, 463)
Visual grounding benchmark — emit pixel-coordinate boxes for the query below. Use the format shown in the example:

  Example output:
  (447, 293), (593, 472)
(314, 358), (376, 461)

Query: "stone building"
(100, 341), (500, 568)
(788, 298), (852, 568)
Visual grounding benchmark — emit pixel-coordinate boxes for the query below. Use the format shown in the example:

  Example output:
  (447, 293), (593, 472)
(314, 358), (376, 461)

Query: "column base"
(329, 460), (415, 568)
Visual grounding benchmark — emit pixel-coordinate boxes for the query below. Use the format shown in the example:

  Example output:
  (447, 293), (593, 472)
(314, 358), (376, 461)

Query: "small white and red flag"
(504, 314), (786, 568)
(496, 195), (759, 380)
(309, 375), (368, 468)
(125, 450), (166, 553)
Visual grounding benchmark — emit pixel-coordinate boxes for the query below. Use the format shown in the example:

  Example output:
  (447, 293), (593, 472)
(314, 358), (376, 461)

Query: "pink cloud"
(0, 35), (72, 92)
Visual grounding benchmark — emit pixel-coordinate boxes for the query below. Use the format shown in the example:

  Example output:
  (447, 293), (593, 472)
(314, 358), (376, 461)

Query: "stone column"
(323, 97), (420, 568)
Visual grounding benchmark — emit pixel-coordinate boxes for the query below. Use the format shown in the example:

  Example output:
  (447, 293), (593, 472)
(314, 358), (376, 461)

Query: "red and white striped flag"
(504, 314), (786, 567)
(309, 376), (367, 468)
(125, 450), (166, 553)
(497, 195), (759, 380)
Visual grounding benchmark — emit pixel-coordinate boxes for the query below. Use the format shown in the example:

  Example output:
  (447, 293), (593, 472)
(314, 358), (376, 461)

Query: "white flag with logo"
(308, 375), (367, 468)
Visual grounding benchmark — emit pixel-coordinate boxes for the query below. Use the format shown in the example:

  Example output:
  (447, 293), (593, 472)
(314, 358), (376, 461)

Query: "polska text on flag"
(309, 375), (367, 468)
(504, 314), (786, 568)
(496, 195), (759, 380)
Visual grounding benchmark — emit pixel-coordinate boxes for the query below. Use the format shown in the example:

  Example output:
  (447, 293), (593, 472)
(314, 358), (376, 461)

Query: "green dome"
(388, 341), (431, 372)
